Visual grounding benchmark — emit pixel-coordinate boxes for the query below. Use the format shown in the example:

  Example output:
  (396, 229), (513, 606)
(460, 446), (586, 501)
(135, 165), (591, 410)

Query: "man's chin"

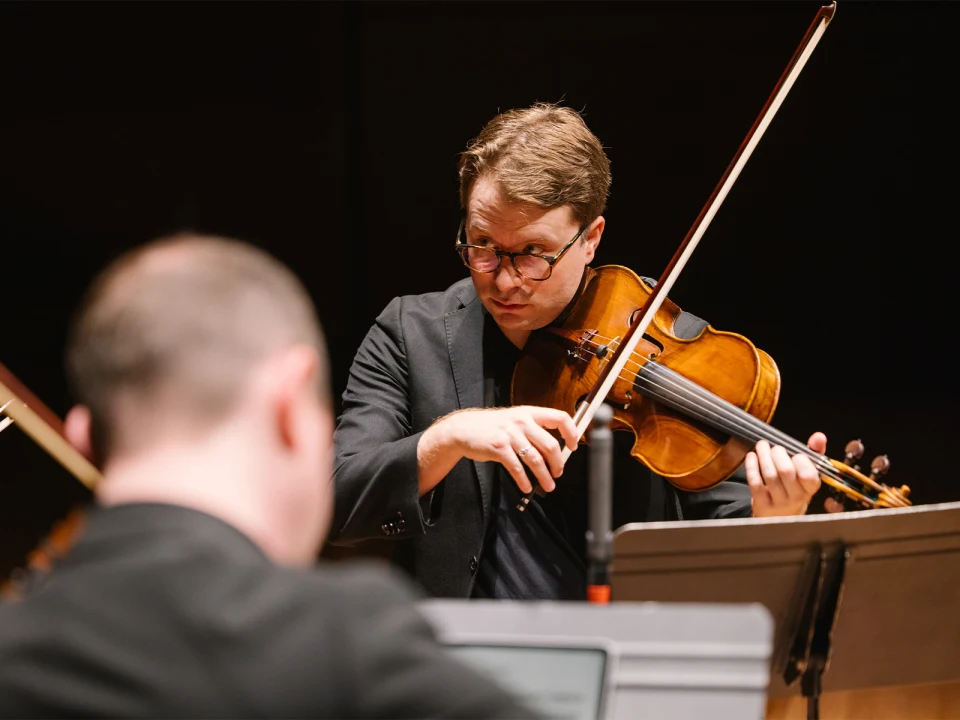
(488, 306), (529, 327)
(491, 310), (550, 335)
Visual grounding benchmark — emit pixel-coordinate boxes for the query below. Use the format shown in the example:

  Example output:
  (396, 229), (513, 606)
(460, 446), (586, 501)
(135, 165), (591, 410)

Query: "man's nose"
(494, 260), (524, 291)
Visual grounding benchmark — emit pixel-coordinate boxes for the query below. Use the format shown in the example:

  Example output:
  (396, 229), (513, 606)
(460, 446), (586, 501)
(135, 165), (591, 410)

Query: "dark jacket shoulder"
(0, 505), (535, 719)
(376, 277), (477, 326)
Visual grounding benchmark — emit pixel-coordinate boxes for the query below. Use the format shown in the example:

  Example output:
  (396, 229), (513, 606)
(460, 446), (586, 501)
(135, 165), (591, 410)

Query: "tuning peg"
(843, 439), (865, 471)
(869, 454), (891, 483)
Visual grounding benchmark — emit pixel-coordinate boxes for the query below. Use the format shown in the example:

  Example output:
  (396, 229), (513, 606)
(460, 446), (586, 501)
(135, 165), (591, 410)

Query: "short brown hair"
(66, 232), (328, 461)
(458, 103), (612, 227)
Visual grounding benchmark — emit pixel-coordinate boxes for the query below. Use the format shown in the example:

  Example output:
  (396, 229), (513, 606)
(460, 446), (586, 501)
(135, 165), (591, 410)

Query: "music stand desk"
(611, 500), (960, 700)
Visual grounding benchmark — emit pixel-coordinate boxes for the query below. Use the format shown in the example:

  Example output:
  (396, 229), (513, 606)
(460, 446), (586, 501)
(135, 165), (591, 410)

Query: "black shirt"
(471, 313), (676, 601)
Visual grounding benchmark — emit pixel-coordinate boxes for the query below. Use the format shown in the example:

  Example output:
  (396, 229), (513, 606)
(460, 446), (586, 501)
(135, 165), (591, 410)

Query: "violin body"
(512, 265), (781, 492)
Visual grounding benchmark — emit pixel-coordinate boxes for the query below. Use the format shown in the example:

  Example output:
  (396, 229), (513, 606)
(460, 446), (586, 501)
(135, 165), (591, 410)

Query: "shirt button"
(469, 555), (479, 574)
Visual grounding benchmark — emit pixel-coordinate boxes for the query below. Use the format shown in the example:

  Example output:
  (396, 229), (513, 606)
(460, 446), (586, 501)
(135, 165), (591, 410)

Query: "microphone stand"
(585, 403), (614, 604)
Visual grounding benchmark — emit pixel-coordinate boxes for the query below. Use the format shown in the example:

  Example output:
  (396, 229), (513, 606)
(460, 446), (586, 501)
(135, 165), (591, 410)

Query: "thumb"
(807, 431), (827, 454)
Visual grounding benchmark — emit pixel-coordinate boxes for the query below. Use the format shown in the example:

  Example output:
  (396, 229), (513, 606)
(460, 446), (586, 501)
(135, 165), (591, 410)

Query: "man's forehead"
(467, 181), (575, 236)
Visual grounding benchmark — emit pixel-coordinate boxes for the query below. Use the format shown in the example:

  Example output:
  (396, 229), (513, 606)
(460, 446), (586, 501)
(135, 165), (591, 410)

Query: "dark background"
(1, 1), (956, 577)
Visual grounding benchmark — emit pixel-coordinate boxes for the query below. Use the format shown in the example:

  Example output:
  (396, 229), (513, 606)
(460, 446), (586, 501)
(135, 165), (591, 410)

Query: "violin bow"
(1, 363), (98, 600)
(0, 363), (102, 489)
(564, 2), (837, 460)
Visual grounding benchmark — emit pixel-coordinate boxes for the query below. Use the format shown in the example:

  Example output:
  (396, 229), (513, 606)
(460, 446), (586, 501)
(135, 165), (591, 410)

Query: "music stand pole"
(793, 545), (847, 720)
(586, 403), (614, 604)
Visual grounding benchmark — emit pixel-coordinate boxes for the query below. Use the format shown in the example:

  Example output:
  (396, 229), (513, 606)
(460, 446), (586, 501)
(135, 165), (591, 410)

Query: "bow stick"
(562, 2), (837, 462)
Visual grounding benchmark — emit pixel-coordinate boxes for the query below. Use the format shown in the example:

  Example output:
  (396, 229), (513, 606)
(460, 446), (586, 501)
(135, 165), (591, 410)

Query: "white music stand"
(419, 599), (774, 720)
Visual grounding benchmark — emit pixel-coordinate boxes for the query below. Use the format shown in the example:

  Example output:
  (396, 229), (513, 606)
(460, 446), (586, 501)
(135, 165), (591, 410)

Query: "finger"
(527, 407), (580, 451)
(522, 422), (565, 478)
(792, 453), (822, 496)
(511, 433), (556, 493)
(807, 431), (827, 454)
(744, 451), (772, 515)
(493, 436), (533, 494)
(770, 445), (805, 503)
(756, 440), (788, 506)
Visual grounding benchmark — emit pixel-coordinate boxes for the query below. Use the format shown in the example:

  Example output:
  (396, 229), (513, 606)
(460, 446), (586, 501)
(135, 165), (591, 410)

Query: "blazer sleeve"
(330, 297), (432, 545)
(335, 565), (541, 720)
(674, 465), (754, 519)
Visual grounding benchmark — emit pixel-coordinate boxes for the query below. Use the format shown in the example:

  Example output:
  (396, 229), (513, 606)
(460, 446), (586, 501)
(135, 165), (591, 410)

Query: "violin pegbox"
(825, 438), (911, 512)
(843, 438), (865, 471)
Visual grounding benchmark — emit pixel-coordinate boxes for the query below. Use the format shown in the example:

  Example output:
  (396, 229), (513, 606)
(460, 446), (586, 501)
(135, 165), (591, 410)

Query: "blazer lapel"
(444, 287), (496, 525)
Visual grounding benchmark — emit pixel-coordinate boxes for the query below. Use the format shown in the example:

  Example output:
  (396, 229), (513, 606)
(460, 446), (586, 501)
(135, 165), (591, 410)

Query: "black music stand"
(608, 501), (960, 719)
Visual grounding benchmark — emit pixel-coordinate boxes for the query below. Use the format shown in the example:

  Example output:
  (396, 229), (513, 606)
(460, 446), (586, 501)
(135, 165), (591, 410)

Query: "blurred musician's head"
(62, 233), (333, 567)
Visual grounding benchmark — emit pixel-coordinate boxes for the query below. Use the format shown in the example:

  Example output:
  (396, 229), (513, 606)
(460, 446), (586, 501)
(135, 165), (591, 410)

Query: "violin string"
(593, 351), (861, 494)
(590, 340), (838, 473)
(594, 335), (906, 506)
(582, 333), (817, 456)
(585, 332), (824, 454)
(571, 334), (863, 494)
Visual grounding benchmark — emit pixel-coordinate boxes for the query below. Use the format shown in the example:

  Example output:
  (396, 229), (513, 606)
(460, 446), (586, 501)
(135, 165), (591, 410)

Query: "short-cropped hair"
(65, 233), (327, 462)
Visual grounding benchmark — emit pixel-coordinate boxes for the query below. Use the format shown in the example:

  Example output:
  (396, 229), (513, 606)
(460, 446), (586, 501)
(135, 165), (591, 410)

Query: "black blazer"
(0, 502), (536, 719)
(331, 275), (751, 599)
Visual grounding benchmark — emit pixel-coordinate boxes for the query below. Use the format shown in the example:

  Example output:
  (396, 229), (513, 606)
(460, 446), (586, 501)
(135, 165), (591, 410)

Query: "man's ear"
(272, 346), (321, 452)
(64, 405), (95, 463)
(583, 215), (605, 264)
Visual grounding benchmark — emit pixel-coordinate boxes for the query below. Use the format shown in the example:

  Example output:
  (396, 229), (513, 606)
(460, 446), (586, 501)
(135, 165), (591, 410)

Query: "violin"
(1, 509), (87, 601)
(511, 1), (911, 512)
(512, 265), (911, 510)
(1, 363), (97, 600)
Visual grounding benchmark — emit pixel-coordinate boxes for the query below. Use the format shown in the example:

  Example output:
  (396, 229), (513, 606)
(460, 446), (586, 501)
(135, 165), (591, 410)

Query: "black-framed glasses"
(454, 219), (587, 281)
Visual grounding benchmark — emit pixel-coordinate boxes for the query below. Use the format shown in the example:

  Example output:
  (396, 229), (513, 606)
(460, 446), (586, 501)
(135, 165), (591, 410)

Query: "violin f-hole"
(625, 316), (665, 359)
(641, 334), (663, 358)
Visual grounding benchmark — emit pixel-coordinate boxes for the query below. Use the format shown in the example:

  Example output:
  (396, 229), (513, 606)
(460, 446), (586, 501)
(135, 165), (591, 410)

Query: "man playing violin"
(331, 102), (826, 600)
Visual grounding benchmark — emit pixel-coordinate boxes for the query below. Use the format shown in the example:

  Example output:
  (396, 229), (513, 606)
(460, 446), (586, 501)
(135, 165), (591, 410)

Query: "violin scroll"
(824, 439), (911, 511)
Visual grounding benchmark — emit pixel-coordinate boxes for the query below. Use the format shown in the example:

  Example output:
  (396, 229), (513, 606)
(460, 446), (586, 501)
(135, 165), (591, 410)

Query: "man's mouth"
(491, 298), (526, 311)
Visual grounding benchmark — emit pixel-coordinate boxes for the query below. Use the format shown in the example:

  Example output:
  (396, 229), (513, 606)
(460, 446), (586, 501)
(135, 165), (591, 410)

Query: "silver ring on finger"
(517, 445), (533, 458)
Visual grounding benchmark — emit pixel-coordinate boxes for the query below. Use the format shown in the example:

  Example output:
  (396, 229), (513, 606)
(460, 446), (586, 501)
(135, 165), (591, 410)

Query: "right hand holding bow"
(417, 406), (580, 496)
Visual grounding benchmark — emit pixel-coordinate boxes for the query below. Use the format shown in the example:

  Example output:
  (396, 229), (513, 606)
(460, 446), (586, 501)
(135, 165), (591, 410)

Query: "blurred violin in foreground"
(1, 363), (98, 600)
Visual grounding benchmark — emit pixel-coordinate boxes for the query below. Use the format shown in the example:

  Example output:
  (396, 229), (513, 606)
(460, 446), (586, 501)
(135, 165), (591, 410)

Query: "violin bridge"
(567, 329), (599, 367)
(595, 336), (620, 364)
